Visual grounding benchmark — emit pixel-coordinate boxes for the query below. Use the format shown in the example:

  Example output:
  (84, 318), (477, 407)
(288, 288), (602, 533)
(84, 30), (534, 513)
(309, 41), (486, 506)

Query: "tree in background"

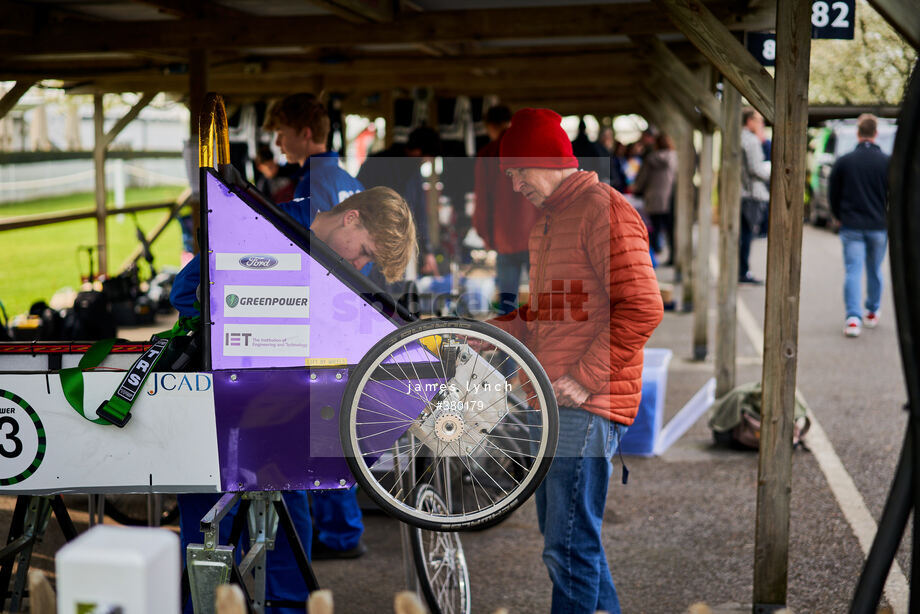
(809, 0), (917, 105)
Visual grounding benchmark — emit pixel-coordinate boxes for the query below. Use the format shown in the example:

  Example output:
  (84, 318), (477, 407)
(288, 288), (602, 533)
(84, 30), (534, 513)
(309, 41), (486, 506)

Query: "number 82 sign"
(747, 0), (854, 67)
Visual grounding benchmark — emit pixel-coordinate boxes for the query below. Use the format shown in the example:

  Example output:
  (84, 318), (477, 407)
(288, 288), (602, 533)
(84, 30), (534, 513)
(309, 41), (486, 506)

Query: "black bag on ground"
(63, 291), (117, 340)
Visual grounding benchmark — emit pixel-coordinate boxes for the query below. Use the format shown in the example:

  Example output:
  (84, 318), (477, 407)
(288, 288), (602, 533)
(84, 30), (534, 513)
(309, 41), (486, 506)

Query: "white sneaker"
(844, 316), (861, 337)
(863, 311), (879, 328)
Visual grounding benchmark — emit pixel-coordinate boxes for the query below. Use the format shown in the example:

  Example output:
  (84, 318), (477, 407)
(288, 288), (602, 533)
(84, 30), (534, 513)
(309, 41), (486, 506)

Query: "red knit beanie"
(500, 108), (579, 172)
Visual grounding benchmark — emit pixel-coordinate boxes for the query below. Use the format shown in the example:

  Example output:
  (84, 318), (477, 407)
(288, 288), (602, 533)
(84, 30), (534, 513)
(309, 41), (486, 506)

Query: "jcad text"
(146, 373), (213, 396)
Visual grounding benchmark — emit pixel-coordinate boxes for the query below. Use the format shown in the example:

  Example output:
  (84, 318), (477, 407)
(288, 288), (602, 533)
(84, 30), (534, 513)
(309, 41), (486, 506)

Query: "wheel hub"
(431, 386), (467, 443)
(433, 411), (465, 442)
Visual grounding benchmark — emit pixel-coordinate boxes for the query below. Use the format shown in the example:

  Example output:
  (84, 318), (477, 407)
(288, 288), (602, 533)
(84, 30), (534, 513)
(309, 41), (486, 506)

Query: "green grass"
(0, 186), (186, 319)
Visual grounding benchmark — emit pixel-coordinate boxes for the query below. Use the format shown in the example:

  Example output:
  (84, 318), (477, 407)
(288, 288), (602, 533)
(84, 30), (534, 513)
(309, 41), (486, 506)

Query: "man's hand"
(421, 253), (439, 275)
(551, 375), (590, 408)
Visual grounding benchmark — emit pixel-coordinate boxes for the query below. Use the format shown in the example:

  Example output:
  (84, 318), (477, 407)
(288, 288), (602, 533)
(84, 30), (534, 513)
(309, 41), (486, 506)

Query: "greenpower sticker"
(226, 294), (239, 308)
(0, 389), (46, 486)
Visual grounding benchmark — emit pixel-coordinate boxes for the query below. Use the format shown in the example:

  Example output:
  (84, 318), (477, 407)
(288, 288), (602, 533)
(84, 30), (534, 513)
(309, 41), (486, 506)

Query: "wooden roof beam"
(640, 79), (706, 132)
(630, 34), (721, 128)
(636, 89), (689, 137)
(652, 0), (775, 125)
(867, 0), (920, 49)
(309, 0), (395, 23)
(0, 80), (35, 121)
(61, 67), (639, 96)
(1, 50), (642, 82)
(131, 0), (251, 20)
(0, 2), (774, 56)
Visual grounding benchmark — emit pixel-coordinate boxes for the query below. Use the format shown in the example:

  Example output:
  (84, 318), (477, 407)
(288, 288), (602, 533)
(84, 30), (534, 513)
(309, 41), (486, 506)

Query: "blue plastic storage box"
(619, 348), (673, 456)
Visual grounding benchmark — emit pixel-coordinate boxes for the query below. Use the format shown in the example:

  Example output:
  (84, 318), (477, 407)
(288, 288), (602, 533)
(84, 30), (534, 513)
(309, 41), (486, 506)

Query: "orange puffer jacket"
(490, 171), (663, 425)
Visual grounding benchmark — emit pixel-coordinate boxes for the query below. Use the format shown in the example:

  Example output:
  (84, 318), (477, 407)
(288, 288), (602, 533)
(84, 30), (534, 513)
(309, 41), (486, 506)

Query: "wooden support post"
(652, 0), (775, 125)
(675, 122), (695, 310)
(753, 0), (812, 608)
(90, 91), (159, 279)
(692, 126), (714, 360)
(715, 82), (742, 398)
(93, 94), (107, 279)
(188, 48), (208, 254)
(0, 81), (35, 122)
(188, 49), (208, 154)
(868, 0), (920, 50)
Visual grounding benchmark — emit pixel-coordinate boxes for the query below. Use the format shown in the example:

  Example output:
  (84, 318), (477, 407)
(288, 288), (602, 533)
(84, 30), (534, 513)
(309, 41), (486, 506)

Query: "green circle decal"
(226, 294), (239, 308)
(0, 389), (46, 486)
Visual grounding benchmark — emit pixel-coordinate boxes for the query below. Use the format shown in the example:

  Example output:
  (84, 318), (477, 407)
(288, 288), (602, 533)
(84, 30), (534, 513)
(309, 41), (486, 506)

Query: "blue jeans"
(178, 491), (312, 614)
(840, 227), (888, 319)
(311, 487), (364, 550)
(536, 407), (626, 614)
(495, 251), (529, 316)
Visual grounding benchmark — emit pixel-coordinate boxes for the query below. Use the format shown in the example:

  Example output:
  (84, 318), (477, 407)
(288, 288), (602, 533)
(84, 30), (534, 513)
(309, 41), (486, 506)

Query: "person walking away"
(829, 114), (889, 338)
(632, 133), (678, 260)
(473, 105), (541, 317)
(494, 108), (663, 614)
(739, 108), (770, 284)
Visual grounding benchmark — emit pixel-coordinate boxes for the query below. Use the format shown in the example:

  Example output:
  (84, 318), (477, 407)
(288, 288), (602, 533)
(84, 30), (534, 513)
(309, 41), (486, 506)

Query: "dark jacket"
(828, 141), (889, 230)
(357, 145), (432, 254)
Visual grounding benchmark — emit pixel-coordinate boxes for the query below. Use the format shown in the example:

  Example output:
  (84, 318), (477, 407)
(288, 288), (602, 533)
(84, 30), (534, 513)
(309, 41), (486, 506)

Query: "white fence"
(0, 157), (187, 204)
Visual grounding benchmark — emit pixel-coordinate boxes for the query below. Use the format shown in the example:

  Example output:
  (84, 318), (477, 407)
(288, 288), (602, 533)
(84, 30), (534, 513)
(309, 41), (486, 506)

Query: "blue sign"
(747, 32), (776, 67)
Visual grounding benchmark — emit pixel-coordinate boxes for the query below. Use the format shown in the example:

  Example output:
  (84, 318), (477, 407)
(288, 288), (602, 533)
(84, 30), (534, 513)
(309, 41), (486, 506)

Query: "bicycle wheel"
(340, 318), (558, 531)
(411, 485), (471, 614)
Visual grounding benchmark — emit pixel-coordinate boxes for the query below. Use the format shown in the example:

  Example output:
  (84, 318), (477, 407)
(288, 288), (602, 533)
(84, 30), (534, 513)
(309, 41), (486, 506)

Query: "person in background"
(739, 108), (770, 284)
(598, 126), (615, 155)
(622, 141), (645, 188)
(473, 104), (540, 317)
(758, 128), (772, 237)
(254, 144), (301, 204)
(357, 125), (441, 278)
(632, 133), (678, 261)
(829, 114), (889, 338)
(610, 140), (629, 192)
(571, 118), (610, 183)
(494, 108), (663, 614)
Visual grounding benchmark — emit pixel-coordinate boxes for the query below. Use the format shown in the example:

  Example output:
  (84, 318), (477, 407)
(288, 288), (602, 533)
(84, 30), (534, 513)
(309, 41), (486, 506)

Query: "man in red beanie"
(491, 108), (663, 614)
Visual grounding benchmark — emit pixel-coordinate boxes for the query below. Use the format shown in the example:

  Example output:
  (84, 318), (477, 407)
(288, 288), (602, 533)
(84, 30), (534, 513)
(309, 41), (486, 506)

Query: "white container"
(55, 525), (180, 614)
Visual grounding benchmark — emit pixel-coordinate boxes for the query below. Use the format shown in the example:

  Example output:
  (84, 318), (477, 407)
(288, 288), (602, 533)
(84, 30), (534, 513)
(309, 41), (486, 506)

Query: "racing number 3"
(0, 416), (22, 459)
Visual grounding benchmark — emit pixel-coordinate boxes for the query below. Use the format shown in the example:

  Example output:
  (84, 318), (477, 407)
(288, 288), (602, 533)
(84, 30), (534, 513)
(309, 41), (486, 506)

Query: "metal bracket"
(187, 543), (236, 614)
